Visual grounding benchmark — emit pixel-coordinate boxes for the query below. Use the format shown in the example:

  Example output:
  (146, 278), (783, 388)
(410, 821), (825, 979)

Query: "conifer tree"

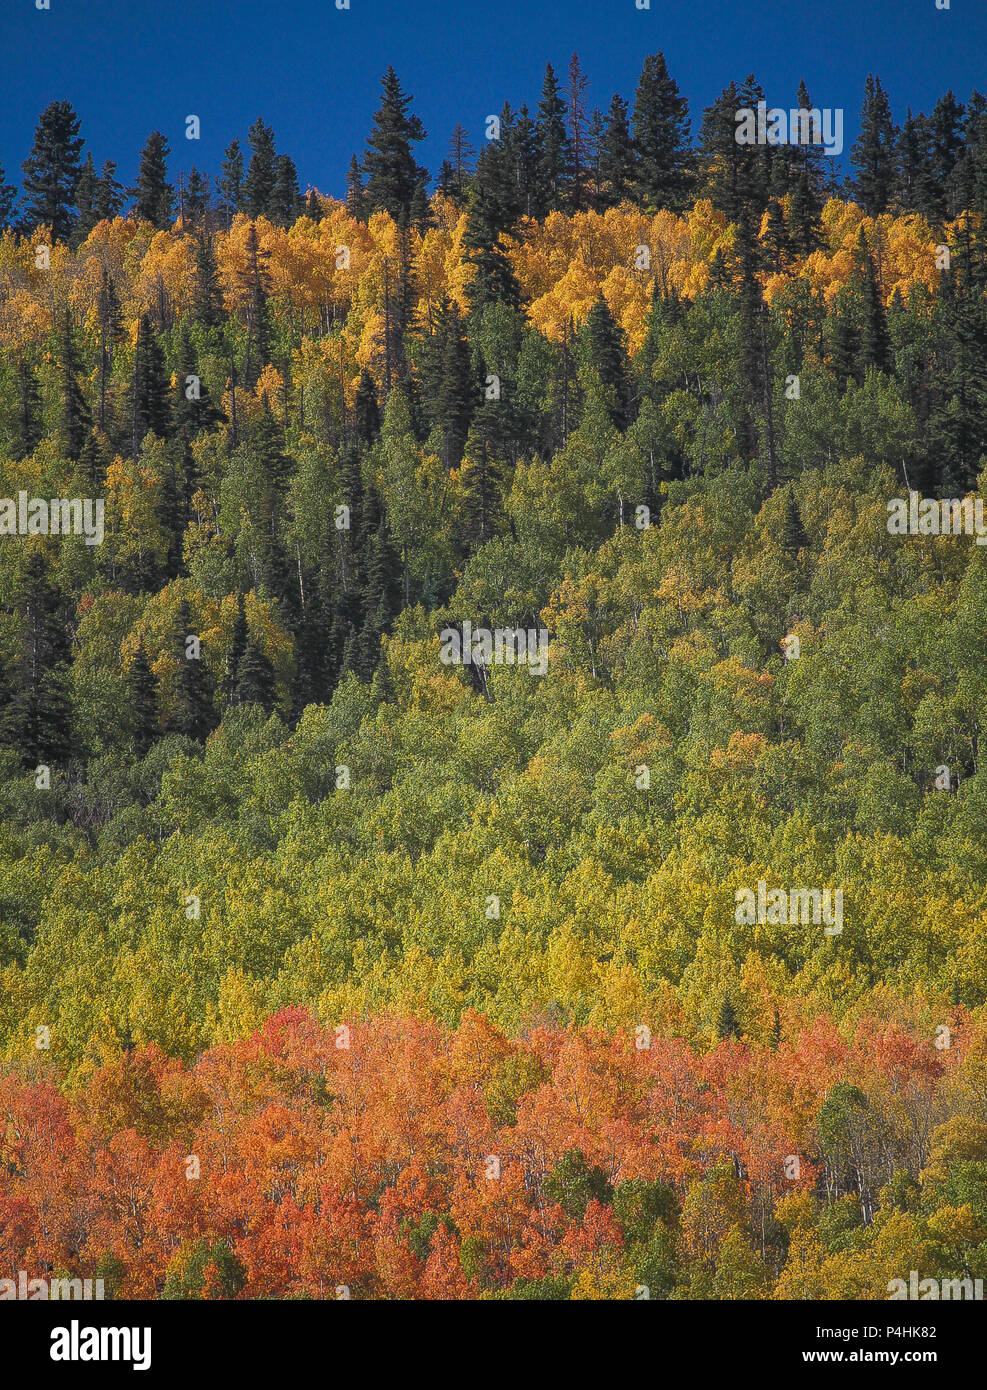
(598, 94), (635, 207)
(243, 118), (278, 219)
(852, 75), (897, 216)
(271, 154), (301, 227)
(355, 369), (381, 446)
(447, 123), (476, 205)
(0, 161), (16, 229)
(717, 993), (740, 1039)
(20, 100), (84, 242)
(73, 153), (100, 244)
(9, 550), (73, 766)
(345, 155), (366, 219)
(534, 63), (571, 215)
(233, 633), (276, 711)
(854, 227), (891, 373)
(220, 140), (244, 227)
(362, 68), (428, 227)
(128, 641), (158, 757)
(632, 52), (691, 212)
(132, 132), (174, 228)
(14, 355), (42, 458)
(172, 601), (214, 739)
(584, 295), (631, 431)
(194, 231), (224, 329)
(131, 314), (170, 454)
(221, 592), (249, 705)
(58, 312), (92, 460)
(94, 160), (124, 221)
(780, 487), (807, 557)
(436, 301), (475, 467)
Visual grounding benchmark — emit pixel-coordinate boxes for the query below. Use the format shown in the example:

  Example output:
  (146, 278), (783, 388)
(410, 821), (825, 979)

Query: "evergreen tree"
(8, 550), (73, 766)
(854, 227), (891, 373)
(222, 592), (249, 705)
(240, 222), (273, 389)
(780, 487), (807, 557)
(717, 993), (740, 1039)
(463, 138), (524, 313)
(183, 168), (210, 227)
(14, 355), (42, 458)
(193, 230), (224, 329)
(447, 123), (476, 205)
(94, 160), (124, 220)
(271, 154), (301, 226)
(790, 168), (823, 254)
(131, 314), (170, 453)
(355, 369), (381, 446)
(73, 153), (100, 243)
(243, 118), (278, 219)
(852, 75), (897, 217)
(127, 641), (158, 757)
(220, 139), (244, 227)
(233, 633), (276, 712)
(20, 100), (84, 242)
(172, 602), (214, 739)
(583, 295), (631, 431)
(0, 160), (16, 229)
(362, 68), (428, 227)
(132, 132), (174, 228)
(632, 52), (691, 212)
(57, 312), (92, 459)
(598, 94), (635, 207)
(534, 63), (571, 215)
(565, 53), (591, 212)
(436, 300), (475, 467)
(345, 155), (367, 219)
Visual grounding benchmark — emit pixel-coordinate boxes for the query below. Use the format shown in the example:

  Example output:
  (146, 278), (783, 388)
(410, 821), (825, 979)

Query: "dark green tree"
(852, 75), (897, 217)
(20, 100), (84, 242)
(362, 68), (428, 227)
(132, 132), (174, 228)
(632, 52), (691, 212)
(127, 641), (158, 757)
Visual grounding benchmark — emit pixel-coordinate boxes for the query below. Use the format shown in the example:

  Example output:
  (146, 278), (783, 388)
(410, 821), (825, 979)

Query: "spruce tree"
(9, 549), (73, 766)
(436, 301), (475, 468)
(243, 119), (278, 219)
(271, 154), (301, 226)
(717, 993), (740, 1039)
(584, 295), (631, 431)
(57, 312), (92, 460)
(855, 227), (891, 373)
(780, 487), (807, 557)
(193, 231), (224, 329)
(73, 153), (100, 244)
(233, 633), (276, 711)
(0, 161), (16, 229)
(598, 94), (635, 207)
(345, 155), (366, 219)
(20, 100), (84, 242)
(632, 52), (691, 212)
(128, 641), (158, 757)
(362, 68), (428, 227)
(355, 369), (381, 446)
(852, 75), (897, 217)
(132, 132), (174, 228)
(172, 602), (214, 739)
(14, 355), (42, 458)
(534, 63), (571, 215)
(131, 314), (170, 453)
(220, 139), (244, 227)
(94, 160), (124, 220)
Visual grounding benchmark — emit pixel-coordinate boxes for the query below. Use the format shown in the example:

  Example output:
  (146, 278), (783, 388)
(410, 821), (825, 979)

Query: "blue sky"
(1, 0), (984, 199)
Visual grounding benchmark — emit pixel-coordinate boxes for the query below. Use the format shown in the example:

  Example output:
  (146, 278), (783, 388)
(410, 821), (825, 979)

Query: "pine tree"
(193, 230), (224, 329)
(20, 100), (84, 242)
(94, 160), (124, 221)
(436, 301), (475, 468)
(96, 266), (122, 432)
(584, 295), (631, 431)
(463, 138), (524, 313)
(780, 487), (807, 557)
(220, 139), (244, 227)
(717, 993), (740, 1039)
(9, 549), (73, 766)
(233, 633), (276, 711)
(598, 94), (635, 207)
(447, 123), (476, 205)
(790, 169), (823, 255)
(183, 168), (210, 228)
(73, 153), (100, 244)
(362, 68), (428, 228)
(534, 63), (571, 216)
(240, 222), (273, 389)
(632, 52), (691, 212)
(57, 312), (92, 460)
(131, 314), (170, 453)
(852, 75), (897, 217)
(461, 432), (500, 550)
(345, 155), (366, 219)
(172, 602), (214, 739)
(132, 132), (174, 228)
(243, 118), (278, 219)
(220, 592), (249, 708)
(127, 641), (158, 757)
(0, 161), (16, 229)
(355, 369), (381, 446)
(855, 227), (891, 373)
(14, 355), (42, 458)
(565, 53), (591, 212)
(271, 154), (300, 226)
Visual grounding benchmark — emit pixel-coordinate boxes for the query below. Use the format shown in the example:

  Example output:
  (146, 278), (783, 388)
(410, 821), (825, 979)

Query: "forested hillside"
(2, 55), (987, 1300)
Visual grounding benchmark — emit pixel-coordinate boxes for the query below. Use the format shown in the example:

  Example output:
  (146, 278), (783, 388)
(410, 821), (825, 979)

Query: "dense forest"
(2, 53), (987, 1299)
